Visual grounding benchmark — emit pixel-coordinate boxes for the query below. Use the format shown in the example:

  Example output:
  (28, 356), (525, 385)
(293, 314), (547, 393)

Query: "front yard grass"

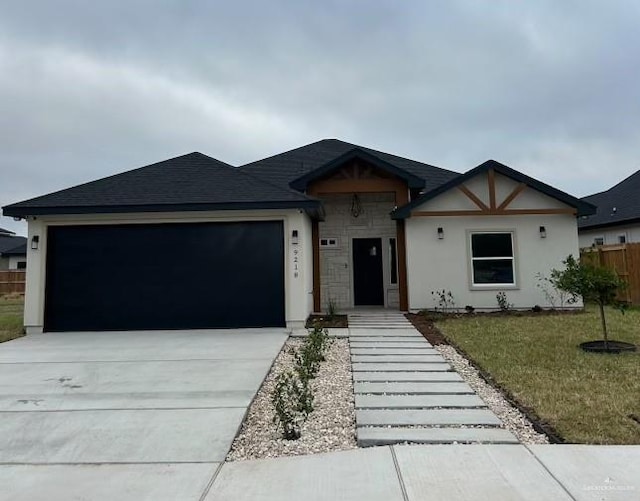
(435, 306), (640, 444)
(0, 294), (24, 343)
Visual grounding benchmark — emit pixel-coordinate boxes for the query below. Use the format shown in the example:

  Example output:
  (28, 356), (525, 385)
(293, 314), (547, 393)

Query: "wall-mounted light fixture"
(31, 235), (40, 250)
(539, 226), (547, 238)
(437, 227), (444, 240)
(350, 194), (363, 218)
(291, 230), (299, 245)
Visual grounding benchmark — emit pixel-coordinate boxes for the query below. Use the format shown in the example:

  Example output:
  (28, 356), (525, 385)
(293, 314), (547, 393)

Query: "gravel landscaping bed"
(434, 344), (549, 444)
(226, 338), (357, 461)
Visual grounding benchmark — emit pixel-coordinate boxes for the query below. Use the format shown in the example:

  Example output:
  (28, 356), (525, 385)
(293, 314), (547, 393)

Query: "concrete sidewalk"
(207, 444), (639, 501)
(2, 442), (637, 500)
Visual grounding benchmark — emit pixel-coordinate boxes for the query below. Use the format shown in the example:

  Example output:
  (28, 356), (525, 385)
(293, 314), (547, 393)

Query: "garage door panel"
(44, 221), (285, 331)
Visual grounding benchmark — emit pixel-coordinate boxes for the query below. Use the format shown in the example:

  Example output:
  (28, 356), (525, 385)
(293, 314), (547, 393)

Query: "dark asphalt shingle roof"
(0, 227), (15, 236)
(3, 152), (319, 217)
(0, 236), (27, 255)
(578, 169), (640, 229)
(240, 139), (460, 192)
(2, 241), (26, 256)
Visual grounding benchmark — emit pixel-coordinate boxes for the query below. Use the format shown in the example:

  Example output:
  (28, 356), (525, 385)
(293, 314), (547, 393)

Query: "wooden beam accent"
(497, 183), (527, 210)
(412, 210), (486, 217)
(412, 207), (577, 217)
(308, 177), (406, 196)
(311, 220), (321, 313)
(487, 169), (496, 210)
(397, 220), (409, 311)
(457, 185), (489, 211)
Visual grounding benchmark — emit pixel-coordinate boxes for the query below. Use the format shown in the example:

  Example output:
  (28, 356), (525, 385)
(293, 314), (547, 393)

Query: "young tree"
(550, 255), (626, 349)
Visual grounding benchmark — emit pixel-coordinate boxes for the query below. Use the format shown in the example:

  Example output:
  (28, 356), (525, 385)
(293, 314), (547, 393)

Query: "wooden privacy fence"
(0, 270), (25, 295)
(581, 243), (640, 305)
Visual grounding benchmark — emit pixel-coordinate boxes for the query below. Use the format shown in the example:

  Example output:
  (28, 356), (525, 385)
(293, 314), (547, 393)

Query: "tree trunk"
(598, 301), (609, 350)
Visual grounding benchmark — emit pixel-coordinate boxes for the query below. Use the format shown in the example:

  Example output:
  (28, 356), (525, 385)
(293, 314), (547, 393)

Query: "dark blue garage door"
(44, 221), (285, 331)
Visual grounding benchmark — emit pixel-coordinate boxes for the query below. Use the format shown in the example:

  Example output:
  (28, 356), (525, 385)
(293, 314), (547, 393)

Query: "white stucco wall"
(8, 255), (27, 270)
(23, 209), (314, 334)
(578, 223), (640, 248)
(405, 172), (582, 311)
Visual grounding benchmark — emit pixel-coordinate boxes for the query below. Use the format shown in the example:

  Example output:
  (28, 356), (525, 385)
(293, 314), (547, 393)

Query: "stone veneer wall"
(318, 192), (398, 310)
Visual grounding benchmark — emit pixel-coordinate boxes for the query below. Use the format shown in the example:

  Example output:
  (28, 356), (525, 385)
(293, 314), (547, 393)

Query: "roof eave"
(2, 200), (321, 218)
(578, 216), (640, 231)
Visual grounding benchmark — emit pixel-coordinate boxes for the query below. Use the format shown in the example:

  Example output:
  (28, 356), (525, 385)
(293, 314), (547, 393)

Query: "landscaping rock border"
(226, 338), (357, 461)
(433, 344), (549, 445)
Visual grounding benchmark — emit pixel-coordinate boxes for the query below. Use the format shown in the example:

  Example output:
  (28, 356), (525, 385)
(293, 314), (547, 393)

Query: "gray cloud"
(1, 0), (639, 236)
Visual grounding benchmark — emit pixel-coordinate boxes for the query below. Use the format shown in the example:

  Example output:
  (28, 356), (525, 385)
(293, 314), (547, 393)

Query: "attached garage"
(44, 221), (285, 331)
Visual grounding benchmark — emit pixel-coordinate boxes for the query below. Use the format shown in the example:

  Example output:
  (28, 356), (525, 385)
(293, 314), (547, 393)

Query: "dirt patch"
(406, 313), (449, 345)
(306, 314), (348, 329)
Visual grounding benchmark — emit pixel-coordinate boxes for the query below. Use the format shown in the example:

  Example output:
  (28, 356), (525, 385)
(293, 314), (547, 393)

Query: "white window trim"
(319, 237), (339, 248)
(467, 230), (518, 290)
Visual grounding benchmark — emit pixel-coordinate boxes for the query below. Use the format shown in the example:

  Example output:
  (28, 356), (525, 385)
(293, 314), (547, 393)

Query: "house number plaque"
(293, 248), (299, 278)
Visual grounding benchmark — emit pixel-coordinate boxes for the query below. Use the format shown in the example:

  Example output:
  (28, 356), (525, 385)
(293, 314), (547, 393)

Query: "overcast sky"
(1, 1), (639, 236)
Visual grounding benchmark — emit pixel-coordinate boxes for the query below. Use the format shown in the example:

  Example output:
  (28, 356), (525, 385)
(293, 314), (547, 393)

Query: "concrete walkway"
(349, 311), (518, 446)
(207, 444), (639, 501)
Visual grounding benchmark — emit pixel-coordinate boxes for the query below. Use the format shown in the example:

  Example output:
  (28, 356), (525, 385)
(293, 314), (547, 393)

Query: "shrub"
(431, 289), (456, 312)
(272, 370), (314, 440)
(496, 291), (513, 311)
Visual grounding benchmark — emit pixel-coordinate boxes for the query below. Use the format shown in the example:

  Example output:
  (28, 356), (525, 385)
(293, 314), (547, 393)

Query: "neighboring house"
(578, 170), (640, 247)
(0, 227), (27, 270)
(2, 139), (594, 334)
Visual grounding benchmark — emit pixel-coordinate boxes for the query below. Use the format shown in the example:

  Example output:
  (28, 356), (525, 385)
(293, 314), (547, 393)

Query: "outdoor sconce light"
(350, 194), (363, 218)
(437, 227), (444, 240)
(539, 226), (547, 238)
(291, 230), (299, 245)
(31, 235), (40, 250)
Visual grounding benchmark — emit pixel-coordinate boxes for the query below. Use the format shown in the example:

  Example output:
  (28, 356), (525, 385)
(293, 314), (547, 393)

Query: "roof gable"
(289, 148), (426, 191)
(241, 139), (459, 191)
(579, 169), (640, 229)
(3, 152), (320, 217)
(392, 160), (595, 219)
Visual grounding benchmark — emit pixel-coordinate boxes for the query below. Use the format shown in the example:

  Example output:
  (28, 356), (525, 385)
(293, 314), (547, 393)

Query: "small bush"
(307, 325), (332, 360)
(327, 297), (337, 319)
(272, 370), (314, 440)
(431, 289), (456, 312)
(496, 291), (513, 312)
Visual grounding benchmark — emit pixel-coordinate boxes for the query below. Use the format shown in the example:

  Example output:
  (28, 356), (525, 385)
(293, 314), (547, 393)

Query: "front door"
(352, 238), (384, 306)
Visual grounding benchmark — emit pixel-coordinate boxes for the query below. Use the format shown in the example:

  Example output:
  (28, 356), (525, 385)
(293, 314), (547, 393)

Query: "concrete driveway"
(0, 328), (287, 500)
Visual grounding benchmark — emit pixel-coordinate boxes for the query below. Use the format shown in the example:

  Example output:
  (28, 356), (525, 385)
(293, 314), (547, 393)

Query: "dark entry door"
(44, 221), (285, 331)
(352, 238), (384, 306)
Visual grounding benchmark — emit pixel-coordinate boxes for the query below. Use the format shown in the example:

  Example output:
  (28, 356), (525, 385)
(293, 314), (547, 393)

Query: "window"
(320, 237), (339, 248)
(389, 238), (398, 284)
(470, 232), (515, 286)
(594, 237), (604, 246)
(618, 234), (627, 244)
(16, 261), (26, 270)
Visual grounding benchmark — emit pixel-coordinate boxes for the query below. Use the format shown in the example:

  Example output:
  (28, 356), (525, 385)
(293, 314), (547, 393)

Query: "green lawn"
(436, 306), (640, 444)
(0, 295), (24, 343)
